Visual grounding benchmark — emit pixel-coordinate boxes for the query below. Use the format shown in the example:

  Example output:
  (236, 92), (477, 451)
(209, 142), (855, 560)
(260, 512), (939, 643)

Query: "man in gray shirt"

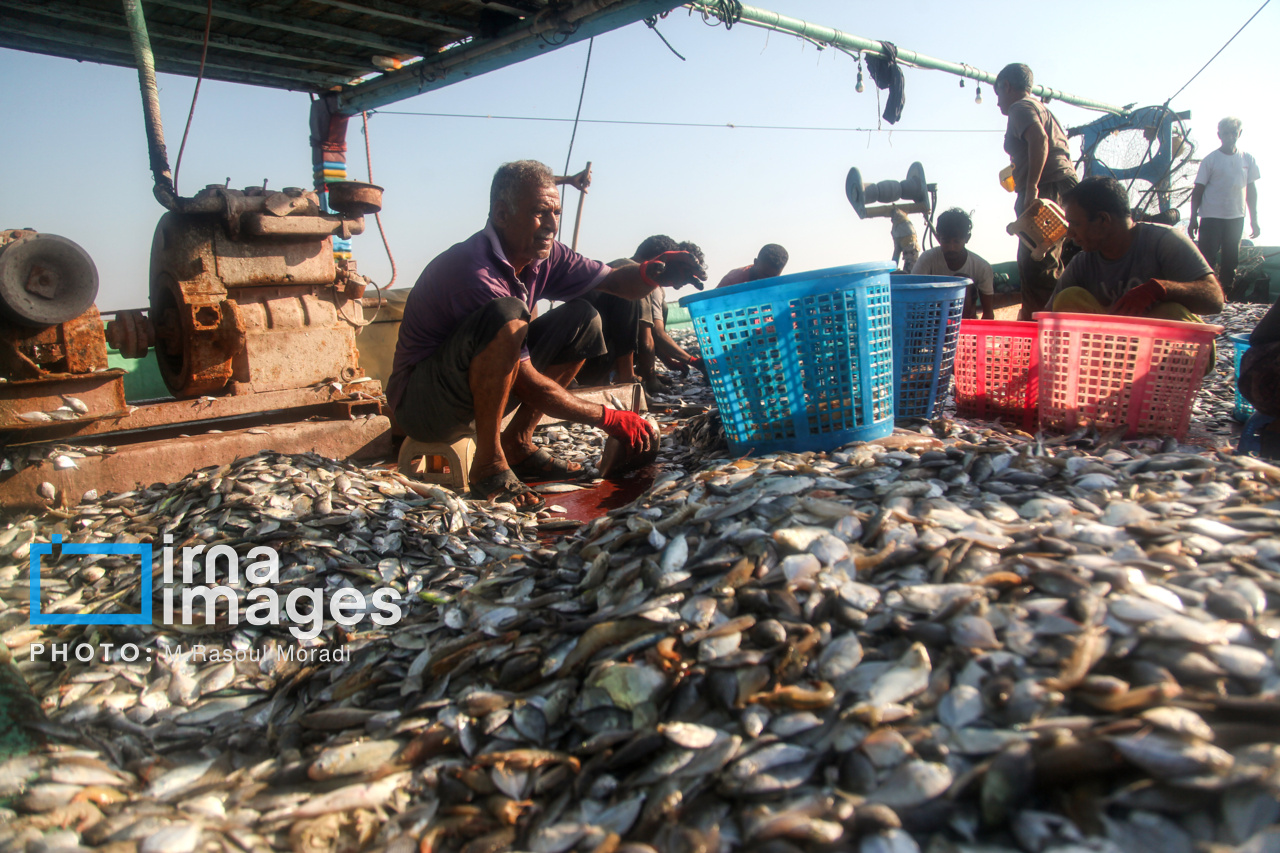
(995, 63), (1078, 319)
(1050, 177), (1223, 323)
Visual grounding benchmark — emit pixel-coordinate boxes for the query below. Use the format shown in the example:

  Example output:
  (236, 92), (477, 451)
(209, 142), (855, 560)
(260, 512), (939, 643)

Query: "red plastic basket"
(1034, 312), (1223, 439)
(953, 320), (1040, 431)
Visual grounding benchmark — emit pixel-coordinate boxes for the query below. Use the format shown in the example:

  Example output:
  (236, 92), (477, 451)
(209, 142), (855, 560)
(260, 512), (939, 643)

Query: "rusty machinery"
(0, 229), (129, 434)
(108, 180), (380, 398)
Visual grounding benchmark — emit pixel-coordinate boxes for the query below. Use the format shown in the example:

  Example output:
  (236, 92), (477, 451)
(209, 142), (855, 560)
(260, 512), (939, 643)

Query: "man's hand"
(1188, 217), (1199, 241)
(643, 251), (708, 290)
(599, 407), (656, 453)
(555, 167), (592, 194)
(1252, 221), (1262, 239)
(1111, 279), (1167, 316)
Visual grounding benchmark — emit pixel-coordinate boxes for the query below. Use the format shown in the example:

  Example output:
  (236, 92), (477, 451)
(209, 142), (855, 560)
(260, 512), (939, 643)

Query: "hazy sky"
(2, 0), (1275, 310)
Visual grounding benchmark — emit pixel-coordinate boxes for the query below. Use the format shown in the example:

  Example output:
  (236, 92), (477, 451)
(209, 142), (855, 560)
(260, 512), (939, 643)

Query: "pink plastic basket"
(1034, 312), (1223, 439)
(953, 320), (1040, 431)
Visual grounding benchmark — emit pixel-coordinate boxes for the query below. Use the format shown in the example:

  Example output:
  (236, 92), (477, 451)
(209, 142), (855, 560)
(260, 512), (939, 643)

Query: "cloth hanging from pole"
(865, 41), (905, 124)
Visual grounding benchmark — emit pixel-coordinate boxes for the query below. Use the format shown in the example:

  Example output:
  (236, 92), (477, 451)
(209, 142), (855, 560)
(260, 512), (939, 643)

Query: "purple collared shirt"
(388, 223), (609, 411)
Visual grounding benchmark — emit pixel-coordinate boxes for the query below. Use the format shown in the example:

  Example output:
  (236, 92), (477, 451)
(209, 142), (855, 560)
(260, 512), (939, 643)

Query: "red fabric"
(1111, 279), (1167, 316)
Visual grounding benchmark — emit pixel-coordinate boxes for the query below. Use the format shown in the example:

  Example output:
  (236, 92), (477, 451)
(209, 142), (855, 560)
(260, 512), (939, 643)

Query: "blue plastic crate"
(1231, 332), (1254, 423)
(890, 274), (970, 419)
(679, 262), (896, 455)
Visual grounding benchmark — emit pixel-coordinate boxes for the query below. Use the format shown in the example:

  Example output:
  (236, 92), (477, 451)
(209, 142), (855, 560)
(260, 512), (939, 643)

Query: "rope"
(360, 110), (394, 327)
(644, 17), (686, 60)
(1124, 0), (1269, 199)
(172, 0), (212, 195)
(1168, 0), (1269, 104)
(558, 37), (593, 239)
(696, 0), (743, 28)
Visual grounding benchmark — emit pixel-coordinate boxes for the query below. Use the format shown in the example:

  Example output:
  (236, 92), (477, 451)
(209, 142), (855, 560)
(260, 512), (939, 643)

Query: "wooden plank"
(0, 0), (374, 75)
(0, 17), (352, 87)
(305, 0), (473, 36)
(144, 0), (430, 55)
(0, 416), (392, 512)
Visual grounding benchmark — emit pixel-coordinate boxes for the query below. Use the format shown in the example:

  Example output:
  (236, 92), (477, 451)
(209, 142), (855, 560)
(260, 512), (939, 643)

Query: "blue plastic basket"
(1231, 332), (1254, 423)
(890, 274), (970, 418)
(679, 262), (896, 454)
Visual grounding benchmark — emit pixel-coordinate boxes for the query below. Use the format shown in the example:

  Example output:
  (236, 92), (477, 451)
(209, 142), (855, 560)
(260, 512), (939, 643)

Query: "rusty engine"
(109, 181), (379, 398)
(0, 229), (129, 432)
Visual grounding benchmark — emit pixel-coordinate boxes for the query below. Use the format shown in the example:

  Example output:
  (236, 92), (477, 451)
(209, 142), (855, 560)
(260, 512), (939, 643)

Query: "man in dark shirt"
(1050, 177), (1223, 321)
(994, 63), (1079, 319)
(389, 160), (705, 509)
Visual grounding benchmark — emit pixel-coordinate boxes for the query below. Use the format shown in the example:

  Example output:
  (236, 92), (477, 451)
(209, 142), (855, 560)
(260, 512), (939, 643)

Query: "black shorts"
(394, 296), (606, 442)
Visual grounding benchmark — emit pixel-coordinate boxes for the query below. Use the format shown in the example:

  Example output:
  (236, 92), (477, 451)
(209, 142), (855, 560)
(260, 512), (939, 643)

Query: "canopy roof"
(0, 0), (680, 111)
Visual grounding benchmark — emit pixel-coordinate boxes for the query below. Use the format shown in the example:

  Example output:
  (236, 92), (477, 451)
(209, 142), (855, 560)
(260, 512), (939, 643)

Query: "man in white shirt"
(1189, 116), (1261, 299)
(912, 208), (995, 319)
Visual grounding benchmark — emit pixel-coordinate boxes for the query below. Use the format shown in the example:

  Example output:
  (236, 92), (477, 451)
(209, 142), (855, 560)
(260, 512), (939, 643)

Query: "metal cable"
(1124, 0), (1269, 199)
(172, 0), (212, 195)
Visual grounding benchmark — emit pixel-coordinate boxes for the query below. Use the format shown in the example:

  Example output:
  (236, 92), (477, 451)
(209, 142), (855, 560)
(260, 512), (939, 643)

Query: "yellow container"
(999, 164), (1016, 193)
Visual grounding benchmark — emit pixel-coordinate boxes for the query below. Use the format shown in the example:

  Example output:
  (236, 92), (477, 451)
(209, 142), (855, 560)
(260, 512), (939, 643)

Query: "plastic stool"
(398, 435), (476, 491)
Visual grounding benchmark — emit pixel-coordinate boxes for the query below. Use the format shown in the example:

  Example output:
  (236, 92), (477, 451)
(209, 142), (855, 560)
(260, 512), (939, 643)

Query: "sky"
(1, 0), (1276, 311)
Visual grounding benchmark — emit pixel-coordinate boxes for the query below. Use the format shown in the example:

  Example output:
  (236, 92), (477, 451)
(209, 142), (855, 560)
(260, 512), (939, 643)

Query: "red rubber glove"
(689, 356), (706, 374)
(1111, 279), (1166, 316)
(641, 251), (708, 290)
(599, 407), (656, 453)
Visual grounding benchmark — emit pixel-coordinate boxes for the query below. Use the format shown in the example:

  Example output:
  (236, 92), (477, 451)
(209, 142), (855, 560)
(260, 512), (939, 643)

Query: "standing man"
(716, 244), (789, 289)
(389, 161), (705, 509)
(912, 208), (996, 320)
(1189, 116), (1261, 301)
(994, 63), (1079, 319)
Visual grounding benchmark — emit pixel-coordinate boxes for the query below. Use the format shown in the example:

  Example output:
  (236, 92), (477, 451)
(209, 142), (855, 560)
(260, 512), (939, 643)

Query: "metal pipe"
(121, 0), (179, 210)
(689, 2), (1130, 117)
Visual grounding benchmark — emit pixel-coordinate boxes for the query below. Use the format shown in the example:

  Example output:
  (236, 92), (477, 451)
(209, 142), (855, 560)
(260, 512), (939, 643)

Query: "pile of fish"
(4, 315), (1280, 853)
(4, 417), (1280, 853)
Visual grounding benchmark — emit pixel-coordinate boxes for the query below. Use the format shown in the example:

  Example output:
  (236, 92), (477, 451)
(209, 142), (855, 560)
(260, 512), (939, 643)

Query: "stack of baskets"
(680, 263), (1223, 454)
(951, 313), (1222, 440)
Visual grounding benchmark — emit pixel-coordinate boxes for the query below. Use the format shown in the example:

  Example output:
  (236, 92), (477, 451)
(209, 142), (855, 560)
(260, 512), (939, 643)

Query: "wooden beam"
(0, 0), (373, 76)
(0, 35), (321, 91)
(144, 0), (430, 55)
(0, 17), (349, 88)
(305, 0), (473, 37)
(449, 0), (543, 19)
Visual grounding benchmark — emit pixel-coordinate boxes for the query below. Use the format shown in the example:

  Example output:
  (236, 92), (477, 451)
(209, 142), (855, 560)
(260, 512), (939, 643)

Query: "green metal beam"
(0, 0), (373, 76)
(689, 1), (1129, 116)
(338, 0), (683, 113)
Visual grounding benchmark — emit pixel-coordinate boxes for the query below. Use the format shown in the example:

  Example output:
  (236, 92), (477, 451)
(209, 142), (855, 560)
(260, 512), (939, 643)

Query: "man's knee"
(560, 297), (602, 327)
(561, 298), (606, 350)
(484, 296), (529, 328)
(476, 297), (529, 354)
(1051, 287), (1105, 313)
